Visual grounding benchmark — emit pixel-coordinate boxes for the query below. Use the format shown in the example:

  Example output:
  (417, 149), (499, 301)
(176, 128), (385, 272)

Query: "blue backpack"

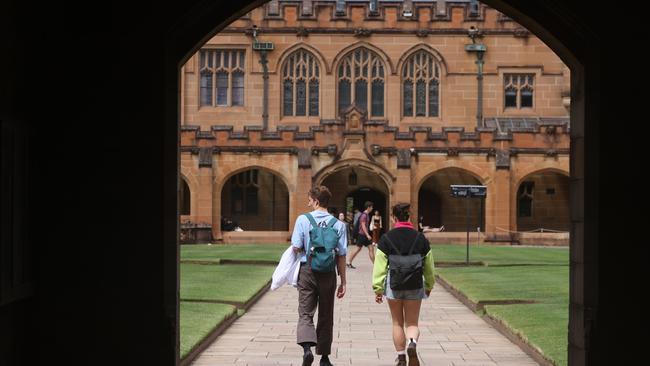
(304, 213), (340, 273)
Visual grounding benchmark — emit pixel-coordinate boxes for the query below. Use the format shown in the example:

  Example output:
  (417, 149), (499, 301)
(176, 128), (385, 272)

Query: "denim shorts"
(384, 271), (427, 300)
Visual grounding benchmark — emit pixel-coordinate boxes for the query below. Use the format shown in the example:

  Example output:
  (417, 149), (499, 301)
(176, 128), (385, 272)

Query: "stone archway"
(516, 170), (570, 232)
(162, 1), (599, 365)
(219, 167), (290, 232)
(417, 167), (486, 232)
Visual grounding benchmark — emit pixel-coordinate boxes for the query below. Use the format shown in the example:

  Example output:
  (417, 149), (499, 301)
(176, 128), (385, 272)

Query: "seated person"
(418, 217), (444, 233)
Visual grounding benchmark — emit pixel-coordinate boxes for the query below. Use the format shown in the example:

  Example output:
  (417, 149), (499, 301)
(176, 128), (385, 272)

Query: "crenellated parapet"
(181, 116), (569, 170)
(227, 0), (525, 37)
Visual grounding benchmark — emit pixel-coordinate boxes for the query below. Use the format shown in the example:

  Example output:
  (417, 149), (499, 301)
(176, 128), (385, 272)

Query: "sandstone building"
(179, 0), (570, 245)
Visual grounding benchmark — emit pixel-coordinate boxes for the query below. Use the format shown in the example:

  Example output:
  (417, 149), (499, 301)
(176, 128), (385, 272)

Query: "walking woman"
(369, 210), (383, 246)
(372, 203), (435, 366)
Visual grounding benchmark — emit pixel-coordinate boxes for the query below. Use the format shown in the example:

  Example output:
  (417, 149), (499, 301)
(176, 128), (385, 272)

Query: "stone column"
(485, 168), (512, 241)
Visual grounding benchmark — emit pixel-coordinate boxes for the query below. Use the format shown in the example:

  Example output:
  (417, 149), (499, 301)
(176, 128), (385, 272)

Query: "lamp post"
(465, 26), (487, 128)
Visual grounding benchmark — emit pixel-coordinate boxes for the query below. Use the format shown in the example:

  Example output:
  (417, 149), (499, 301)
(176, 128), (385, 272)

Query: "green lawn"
(430, 244), (568, 266)
(181, 243), (288, 263)
(432, 245), (569, 366)
(180, 302), (236, 358)
(180, 263), (275, 303)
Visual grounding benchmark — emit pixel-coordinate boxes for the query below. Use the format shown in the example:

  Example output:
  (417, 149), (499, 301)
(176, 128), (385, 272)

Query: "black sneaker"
(302, 349), (314, 366)
(395, 354), (407, 366)
(407, 341), (419, 366)
(320, 355), (333, 366)
(347, 263), (356, 269)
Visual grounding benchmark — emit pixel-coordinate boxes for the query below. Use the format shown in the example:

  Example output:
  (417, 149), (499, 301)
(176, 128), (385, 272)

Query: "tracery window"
(402, 50), (440, 117)
(199, 49), (245, 107)
(504, 74), (535, 109)
(337, 48), (385, 117)
(282, 50), (320, 116)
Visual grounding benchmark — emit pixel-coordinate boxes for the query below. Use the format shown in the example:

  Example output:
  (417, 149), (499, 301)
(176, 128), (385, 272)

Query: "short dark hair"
(364, 201), (374, 209)
(392, 202), (411, 222)
(308, 186), (331, 207)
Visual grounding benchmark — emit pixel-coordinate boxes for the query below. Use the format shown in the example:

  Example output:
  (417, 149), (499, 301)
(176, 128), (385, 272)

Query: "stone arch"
(415, 165), (488, 194)
(330, 41), (396, 75)
(416, 167), (487, 232)
(163, 0), (597, 363)
(396, 43), (449, 77)
(273, 42), (330, 74)
(513, 167), (570, 233)
(179, 174), (192, 216)
(218, 165), (291, 232)
(179, 168), (199, 219)
(313, 158), (396, 194)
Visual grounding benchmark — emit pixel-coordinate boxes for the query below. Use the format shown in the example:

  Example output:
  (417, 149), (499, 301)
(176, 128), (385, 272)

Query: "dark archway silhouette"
(2, 1), (615, 366)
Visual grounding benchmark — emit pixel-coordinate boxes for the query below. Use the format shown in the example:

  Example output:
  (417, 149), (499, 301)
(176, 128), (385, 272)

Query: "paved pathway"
(191, 253), (539, 366)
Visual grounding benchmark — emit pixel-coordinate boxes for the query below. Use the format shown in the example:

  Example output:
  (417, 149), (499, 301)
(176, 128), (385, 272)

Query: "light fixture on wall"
(349, 170), (358, 186)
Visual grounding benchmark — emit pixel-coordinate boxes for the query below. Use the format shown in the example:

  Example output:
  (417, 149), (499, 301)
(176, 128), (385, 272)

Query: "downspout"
(260, 50), (269, 130)
(476, 51), (484, 127)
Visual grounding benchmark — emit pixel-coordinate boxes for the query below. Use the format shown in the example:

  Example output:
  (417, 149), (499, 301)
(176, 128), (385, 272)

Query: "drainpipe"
(465, 26), (487, 128)
(260, 50), (269, 130)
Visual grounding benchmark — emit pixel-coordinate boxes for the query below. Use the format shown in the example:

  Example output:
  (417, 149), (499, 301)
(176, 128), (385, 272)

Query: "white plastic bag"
(271, 246), (301, 290)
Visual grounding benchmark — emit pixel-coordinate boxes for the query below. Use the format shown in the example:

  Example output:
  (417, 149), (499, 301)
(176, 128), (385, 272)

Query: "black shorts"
(356, 233), (372, 247)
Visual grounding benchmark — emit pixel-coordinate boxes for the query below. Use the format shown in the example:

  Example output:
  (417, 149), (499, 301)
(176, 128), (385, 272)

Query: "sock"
(397, 351), (406, 355)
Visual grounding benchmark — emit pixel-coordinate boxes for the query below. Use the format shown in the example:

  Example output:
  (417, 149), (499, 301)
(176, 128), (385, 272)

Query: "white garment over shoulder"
(271, 246), (301, 290)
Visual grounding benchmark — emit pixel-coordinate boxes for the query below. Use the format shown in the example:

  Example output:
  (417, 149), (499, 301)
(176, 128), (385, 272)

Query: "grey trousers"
(296, 263), (337, 355)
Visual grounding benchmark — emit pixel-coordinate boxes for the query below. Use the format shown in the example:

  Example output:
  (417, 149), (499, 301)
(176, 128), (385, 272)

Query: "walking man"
(347, 201), (375, 268)
(292, 186), (348, 366)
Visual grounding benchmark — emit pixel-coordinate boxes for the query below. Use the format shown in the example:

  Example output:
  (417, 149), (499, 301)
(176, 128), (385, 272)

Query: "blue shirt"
(291, 210), (348, 263)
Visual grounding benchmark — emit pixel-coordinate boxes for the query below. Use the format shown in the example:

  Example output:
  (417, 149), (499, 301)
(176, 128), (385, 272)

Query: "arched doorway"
(418, 168), (485, 232)
(517, 171), (570, 232)
(320, 165), (390, 232)
(220, 168), (289, 231)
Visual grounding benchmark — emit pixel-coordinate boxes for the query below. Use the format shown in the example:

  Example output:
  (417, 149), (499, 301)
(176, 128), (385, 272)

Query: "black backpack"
(384, 232), (424, 291)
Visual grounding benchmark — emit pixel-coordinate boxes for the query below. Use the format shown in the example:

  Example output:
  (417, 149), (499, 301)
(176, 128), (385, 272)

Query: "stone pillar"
(395, 151), (412, 226)
(485, 168), (512, 240)
(196, 164), (213, 226)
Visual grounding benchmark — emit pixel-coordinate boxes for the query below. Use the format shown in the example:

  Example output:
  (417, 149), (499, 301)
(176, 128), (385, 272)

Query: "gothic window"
(517, 181), (534, 217)
(199, 49), (245, 107)
(230, 170), (259, 215)
(282, 50), (320, 116)
(337, 47), (385, 116)
(504, 74), (535, 109)
(402, 50), (440, 117)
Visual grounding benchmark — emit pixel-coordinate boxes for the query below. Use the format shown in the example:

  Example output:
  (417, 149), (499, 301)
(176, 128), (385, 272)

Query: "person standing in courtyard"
(370, 209), (383, 246)
(372, 203), (435, 366)
(292, 186), (347, 366)
(346, 201), (375, 268)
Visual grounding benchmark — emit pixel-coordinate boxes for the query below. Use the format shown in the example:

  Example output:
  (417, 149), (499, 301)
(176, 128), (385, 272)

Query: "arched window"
(282, 50), (320, 116)
(337, 48), (385, 117)
(199, 49), (246, 107)
(402, 50), (440, 117)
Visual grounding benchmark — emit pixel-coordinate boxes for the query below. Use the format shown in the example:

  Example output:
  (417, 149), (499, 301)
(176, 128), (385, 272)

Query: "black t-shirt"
(377, 227), (431, 257)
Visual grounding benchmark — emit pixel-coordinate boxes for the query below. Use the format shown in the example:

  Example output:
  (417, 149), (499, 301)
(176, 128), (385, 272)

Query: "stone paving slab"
(191, 253), (539, 366)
